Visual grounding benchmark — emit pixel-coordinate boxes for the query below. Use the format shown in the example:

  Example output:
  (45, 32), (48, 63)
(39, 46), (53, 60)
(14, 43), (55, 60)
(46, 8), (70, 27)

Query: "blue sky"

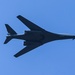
(0, 0), (75, 75)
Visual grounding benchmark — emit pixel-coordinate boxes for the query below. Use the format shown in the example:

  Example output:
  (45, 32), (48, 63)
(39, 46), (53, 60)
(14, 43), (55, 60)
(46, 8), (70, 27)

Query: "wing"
(17, 15), (45, 31)
(14, 43), (42, 58)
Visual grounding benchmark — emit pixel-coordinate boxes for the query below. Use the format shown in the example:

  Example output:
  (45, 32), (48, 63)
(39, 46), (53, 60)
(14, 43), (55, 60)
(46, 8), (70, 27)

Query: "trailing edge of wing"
(14, 43), (42, 57)
(17, 15), (45, 31)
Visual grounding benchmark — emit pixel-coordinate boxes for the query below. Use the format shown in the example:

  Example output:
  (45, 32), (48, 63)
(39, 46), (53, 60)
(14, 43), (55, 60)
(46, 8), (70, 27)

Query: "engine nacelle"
(25, 31), (43, 34)
(25, 31), (33, 34)
(24, 41), (35, 46)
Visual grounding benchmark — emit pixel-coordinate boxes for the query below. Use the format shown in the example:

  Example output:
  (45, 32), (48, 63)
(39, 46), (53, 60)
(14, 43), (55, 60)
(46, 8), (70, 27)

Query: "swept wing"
(17, 15), (45, 31)
(14, 43), (42, 57)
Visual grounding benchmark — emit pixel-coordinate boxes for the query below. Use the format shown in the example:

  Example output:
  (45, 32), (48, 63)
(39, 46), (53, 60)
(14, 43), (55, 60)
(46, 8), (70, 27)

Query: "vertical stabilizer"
(5, 24), (17, 35)
(4, 24), (17, 44)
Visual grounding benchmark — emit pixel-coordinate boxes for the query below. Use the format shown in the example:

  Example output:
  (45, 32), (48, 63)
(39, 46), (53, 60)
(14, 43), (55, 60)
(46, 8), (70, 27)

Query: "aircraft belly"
(24, 34), (44, 41)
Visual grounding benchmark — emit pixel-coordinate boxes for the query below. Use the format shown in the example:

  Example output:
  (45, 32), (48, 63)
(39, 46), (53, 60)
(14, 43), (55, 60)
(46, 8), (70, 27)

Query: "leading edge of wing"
(17, 15), (46, 31)
(14, 43), (42, 58)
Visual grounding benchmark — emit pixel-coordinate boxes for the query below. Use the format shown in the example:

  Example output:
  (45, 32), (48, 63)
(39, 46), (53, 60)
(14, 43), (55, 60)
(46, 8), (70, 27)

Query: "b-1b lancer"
(4, 15), (75, 57)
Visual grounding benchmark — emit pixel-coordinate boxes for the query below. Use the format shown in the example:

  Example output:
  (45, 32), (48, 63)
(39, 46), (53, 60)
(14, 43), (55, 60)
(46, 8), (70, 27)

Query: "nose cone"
(72, 36), (75, 40)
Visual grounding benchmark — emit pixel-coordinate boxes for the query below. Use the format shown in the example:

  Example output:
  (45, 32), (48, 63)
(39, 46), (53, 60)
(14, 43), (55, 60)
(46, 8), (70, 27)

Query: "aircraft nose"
(72, 36), (75, 40)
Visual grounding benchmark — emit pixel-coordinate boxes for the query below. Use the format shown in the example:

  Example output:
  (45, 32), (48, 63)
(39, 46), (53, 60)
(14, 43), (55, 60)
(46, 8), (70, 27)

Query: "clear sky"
(0, 0), (75, 75)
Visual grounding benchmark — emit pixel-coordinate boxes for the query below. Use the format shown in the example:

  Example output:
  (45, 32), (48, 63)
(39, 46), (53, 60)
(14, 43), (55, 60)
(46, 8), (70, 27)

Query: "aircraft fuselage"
(9, 30), (75, 44)
(4, 15), (75, 57)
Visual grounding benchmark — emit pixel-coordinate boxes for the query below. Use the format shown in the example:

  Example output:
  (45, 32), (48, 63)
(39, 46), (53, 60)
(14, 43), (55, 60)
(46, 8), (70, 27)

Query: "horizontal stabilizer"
(4, 36), (12, 44)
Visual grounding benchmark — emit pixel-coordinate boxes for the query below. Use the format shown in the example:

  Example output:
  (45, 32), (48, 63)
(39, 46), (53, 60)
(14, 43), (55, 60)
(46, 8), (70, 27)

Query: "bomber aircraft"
(4, 15), (75, 57)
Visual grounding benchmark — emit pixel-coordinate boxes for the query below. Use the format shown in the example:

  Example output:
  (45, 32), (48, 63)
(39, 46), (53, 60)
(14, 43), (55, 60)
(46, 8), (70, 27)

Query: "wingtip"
(14, 54), (19, 58)
(17, 15), (22, 18)
(4, 41), (7, 44)
(14, 55), (18, 58)
(5, 24), (8, 26)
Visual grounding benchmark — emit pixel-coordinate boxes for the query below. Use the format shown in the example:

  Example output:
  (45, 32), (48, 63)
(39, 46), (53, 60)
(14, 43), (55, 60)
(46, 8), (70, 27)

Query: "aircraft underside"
(4, 15), (75, 57)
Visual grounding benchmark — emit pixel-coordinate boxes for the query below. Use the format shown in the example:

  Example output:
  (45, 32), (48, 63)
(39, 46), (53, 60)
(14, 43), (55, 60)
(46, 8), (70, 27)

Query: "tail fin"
(5, 24), (17, 35)
(4, 24), (17, 44)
